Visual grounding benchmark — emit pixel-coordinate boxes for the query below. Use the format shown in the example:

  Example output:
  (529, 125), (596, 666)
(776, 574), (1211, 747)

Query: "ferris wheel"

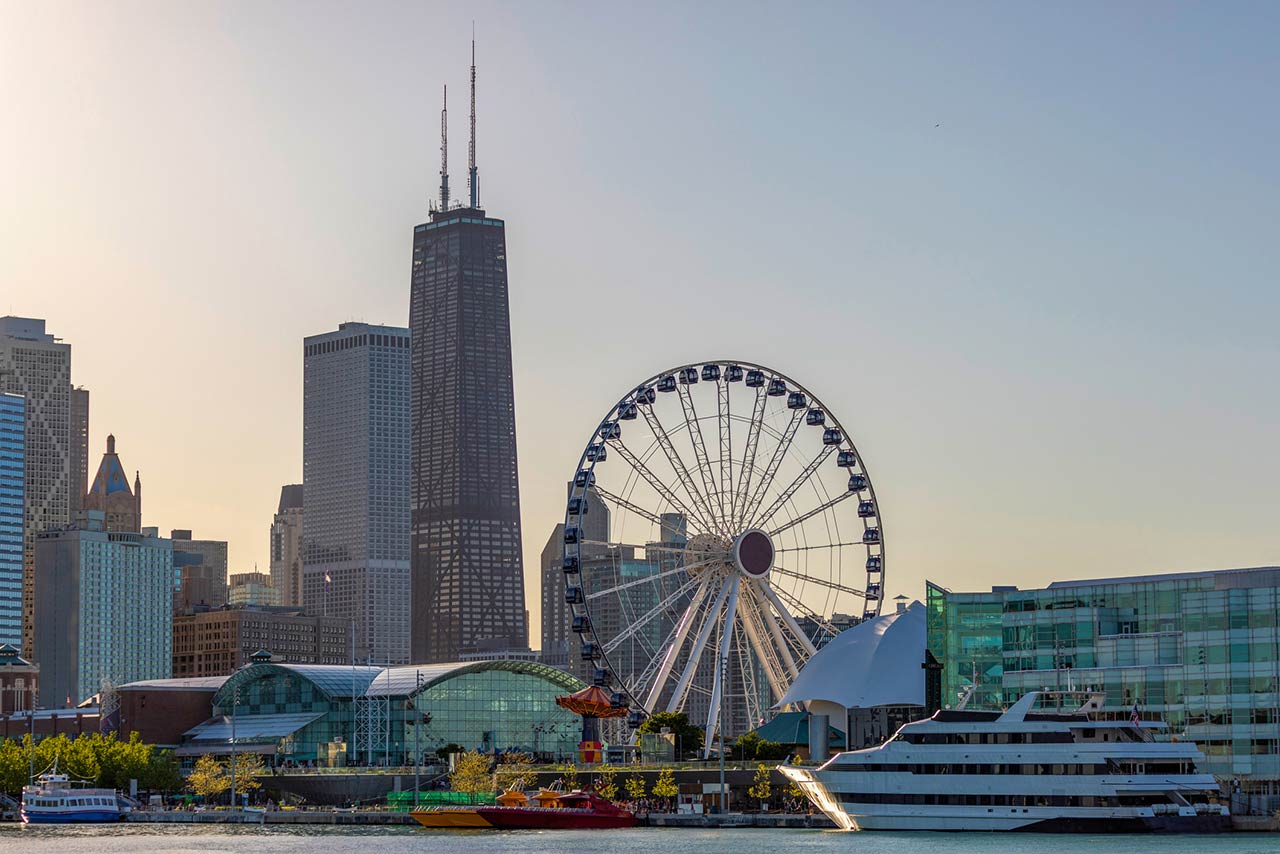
(560, 361), (885, 748)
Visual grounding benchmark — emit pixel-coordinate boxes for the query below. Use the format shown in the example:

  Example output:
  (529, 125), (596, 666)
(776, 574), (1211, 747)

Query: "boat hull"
(22, 809), (121, 824)
(409, 808), (492, 828)
(475, 806), (636, 829)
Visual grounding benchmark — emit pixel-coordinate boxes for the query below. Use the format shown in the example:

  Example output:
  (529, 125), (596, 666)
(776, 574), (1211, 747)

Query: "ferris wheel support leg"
(750, 584), (802, 684)
(758, 580), (819, 658)
(642, 575), (712, 712)
(738, 586), (789, 703)
(667, 576), (733, 714)
(704, 576), (741, 757)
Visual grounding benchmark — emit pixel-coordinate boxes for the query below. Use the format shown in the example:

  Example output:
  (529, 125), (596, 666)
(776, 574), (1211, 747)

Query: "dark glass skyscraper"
(409, 205), (527, 663)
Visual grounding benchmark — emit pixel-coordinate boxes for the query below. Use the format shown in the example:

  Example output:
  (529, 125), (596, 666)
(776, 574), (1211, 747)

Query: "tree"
(625, 771), (647, 801)
(594, 765), (618, 800)
(651, 767), (678, 800)
(231, 753), (265, 796)
(449, 750), (492, 802)
(493, 751), (533, 791)
(748, 763), (772, 812)
(558, 762), (579, 790)
(636, 712), (702, 755)
(186, 755), (229, 801)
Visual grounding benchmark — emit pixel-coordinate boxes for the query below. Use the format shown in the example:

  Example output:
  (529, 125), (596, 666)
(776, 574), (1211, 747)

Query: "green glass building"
(927, 566), (1280, 789)
(180, 659), (586, 765)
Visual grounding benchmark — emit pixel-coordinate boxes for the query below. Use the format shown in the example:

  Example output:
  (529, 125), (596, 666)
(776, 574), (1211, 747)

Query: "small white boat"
(21, 772), (123, 824)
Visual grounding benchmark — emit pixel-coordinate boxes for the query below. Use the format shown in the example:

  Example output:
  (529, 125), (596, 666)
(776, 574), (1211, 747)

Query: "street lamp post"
(229, 685), (240, 809)
(413, 670), (423, 809)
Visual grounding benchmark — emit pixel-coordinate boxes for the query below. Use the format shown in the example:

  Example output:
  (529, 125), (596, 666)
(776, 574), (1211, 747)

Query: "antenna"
(439, 84), (450, 211)
(469, 26), (479, 209)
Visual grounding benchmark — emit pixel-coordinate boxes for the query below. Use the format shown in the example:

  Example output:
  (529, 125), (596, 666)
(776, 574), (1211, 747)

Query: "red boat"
(472, 788), (637, 829)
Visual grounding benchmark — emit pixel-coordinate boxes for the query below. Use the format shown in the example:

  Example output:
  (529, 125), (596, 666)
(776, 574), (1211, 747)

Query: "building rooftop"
(1045, 565), (1280, 590)
(119, 675), (229, 692)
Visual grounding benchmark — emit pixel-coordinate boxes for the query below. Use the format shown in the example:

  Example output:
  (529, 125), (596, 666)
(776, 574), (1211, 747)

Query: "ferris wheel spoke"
(704, 575), (741, 753)
(638, 403), (720, 530)
(740, 407), (805, 528)
(734, 625), (761, 729)
(585, 559), (712, 601)
(639, 574), (714, 711)
(612, 438), (714, 532)
(732, 386), (768, 528)
(756, 580), (819, 657)
(766, 581), (841, 644)
(769, 564), (869, 600)
(774, 540), (865, 554)
(749, 444), (837, 531)
(578, 539), (692, 555)
(667, 575), (733, 713)
(767, 490), (856, 538)
(675, 383), (722, 534)
(602, 574), (703, 656)
(592, 485), (671, 528)
(716, 377), (732, 533)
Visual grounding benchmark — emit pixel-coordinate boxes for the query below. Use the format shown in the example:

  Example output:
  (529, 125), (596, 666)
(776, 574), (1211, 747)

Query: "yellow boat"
(408, 806), (492, 828)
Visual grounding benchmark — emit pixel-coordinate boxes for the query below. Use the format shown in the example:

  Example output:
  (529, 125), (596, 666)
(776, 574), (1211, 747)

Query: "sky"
(2, 1), (1278, 643)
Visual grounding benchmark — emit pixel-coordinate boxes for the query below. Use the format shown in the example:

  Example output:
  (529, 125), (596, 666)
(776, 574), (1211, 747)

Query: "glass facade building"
(0, 393), (24, 649)
(0, 317), (73, 656)
(190, 660), (585, 764)
(302, 323), (411, 665)
(410, 208), (527, 662)
(33, 514), (176, 706)
(928, 566), (1280, 785)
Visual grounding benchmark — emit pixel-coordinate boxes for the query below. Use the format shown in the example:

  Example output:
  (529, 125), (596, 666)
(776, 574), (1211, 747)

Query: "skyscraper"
(303, 322), (411, 665)
(82, 434), (141, 533)
(410, 45), (528, 662)
(269, 484), (304, 608)
(171, 529), (229, 610)
(0, 394), (25, 650)
(540, 483), (608, 670)
(0, 317), (72, 656)
(68, 387), (89, 515)
(34, 512), (174, 707)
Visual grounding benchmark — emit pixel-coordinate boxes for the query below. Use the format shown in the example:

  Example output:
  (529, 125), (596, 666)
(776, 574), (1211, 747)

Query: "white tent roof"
(778, 601), (926, 709)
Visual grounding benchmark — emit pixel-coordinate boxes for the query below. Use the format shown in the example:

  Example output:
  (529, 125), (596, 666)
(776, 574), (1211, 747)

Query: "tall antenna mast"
(469, 27), (479, 209)
(439, 84), (450, 211)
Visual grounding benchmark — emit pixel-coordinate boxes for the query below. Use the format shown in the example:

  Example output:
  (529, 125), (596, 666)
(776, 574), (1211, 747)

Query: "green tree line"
(0, 732), (182, 796)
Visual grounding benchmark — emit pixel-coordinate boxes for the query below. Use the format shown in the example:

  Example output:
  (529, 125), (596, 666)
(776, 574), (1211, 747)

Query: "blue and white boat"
(21, 772), (123, 824)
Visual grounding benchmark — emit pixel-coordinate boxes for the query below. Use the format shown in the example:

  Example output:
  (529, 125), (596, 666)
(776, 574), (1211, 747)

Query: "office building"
(0, 317), (73, 655)
(228, 571), (280, 606)
(928, 566), (1280, 789)
(302, 322), (410, 664)
(539, 483), (609, 670)
(410, 58), (527, 661)
(33, 512), (175, 707)
(68, 387), (89, 515)
(269, 484), (304, 607)
(0, 394), (24, 649)
(82, 434), (141, 532)
(172, 529), (229, 610)
(172, 604), (349, 677)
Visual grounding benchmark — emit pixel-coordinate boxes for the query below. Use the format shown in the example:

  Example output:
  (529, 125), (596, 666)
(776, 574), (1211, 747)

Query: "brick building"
(172, 604), (350, 678)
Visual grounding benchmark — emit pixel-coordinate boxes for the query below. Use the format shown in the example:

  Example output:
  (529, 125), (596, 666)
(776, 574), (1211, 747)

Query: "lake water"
(2, 826), (1279, 854)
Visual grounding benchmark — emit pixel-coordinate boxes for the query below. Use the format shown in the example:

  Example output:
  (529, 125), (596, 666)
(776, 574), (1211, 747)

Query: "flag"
(1131, 703), (1141, 728)
(324, 572), (332, 592)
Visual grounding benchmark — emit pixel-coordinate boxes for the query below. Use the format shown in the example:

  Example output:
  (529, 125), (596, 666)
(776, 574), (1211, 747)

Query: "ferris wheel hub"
(732, 528), (775, 578)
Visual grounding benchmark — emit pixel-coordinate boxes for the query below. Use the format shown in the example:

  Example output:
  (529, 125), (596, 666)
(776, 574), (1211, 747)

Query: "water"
(2, 826), (1278, 854)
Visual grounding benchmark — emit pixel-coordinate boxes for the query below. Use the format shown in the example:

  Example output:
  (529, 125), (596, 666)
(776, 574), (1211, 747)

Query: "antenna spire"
(439, 84), (450, 211)
(468, 26), (479, 209)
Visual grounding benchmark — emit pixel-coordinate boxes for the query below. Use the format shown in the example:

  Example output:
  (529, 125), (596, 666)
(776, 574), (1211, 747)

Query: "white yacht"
(21, 771), (123, 824)
(780, 691), (1230, 833)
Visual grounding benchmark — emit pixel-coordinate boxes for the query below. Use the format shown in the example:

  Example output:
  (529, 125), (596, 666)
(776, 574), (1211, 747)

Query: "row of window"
(833, 761), (1196, 775)
(844, 793), (1186, 808)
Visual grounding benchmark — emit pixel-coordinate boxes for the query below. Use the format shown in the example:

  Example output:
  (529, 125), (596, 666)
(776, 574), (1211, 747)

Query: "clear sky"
(3, 2), (1277, 640)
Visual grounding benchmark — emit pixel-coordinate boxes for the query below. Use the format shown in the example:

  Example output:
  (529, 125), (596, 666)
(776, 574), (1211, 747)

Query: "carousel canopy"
(555, 685), (627, 718)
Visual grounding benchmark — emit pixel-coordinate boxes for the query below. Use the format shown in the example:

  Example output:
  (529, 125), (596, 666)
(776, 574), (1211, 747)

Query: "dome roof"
(778, 600), (926, 709)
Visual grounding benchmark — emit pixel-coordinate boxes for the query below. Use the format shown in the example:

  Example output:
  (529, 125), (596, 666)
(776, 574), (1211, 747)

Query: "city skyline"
(3, 3), (1279, 647)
